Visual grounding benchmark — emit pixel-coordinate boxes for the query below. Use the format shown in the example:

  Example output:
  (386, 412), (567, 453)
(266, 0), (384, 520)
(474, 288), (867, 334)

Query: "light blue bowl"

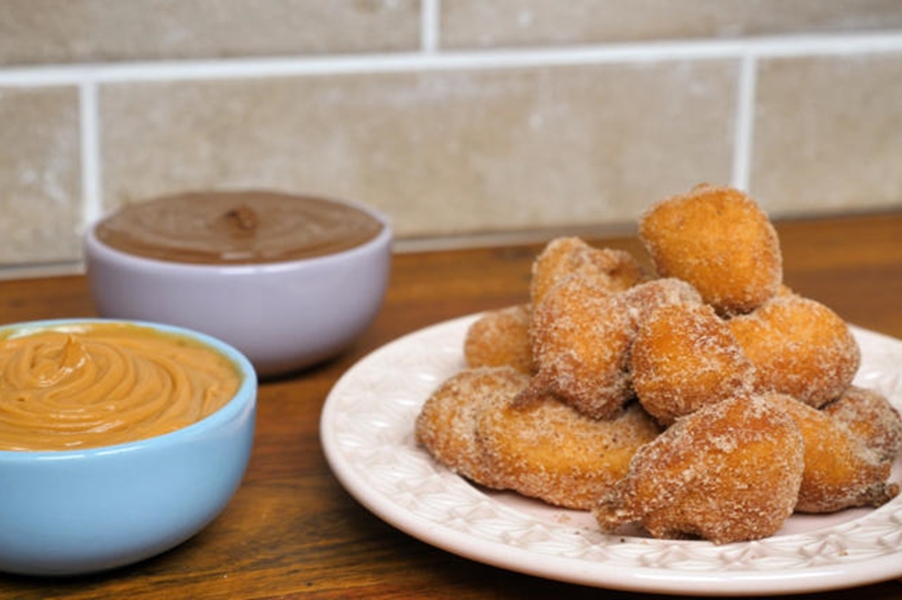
(0, 319), (257, 576)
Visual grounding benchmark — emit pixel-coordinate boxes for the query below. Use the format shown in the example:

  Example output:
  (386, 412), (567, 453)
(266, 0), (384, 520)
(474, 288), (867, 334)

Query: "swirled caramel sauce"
(94, 190), (385, 264)
(0, 323), (242, 451)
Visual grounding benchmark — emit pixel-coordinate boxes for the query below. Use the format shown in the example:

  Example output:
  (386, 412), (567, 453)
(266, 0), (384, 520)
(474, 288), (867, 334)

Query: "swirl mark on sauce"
(0, 324), (241, 451)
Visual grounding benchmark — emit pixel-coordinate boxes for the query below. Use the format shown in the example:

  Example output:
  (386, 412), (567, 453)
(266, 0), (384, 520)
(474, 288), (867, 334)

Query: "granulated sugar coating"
(621, 277), (703, 327)
(766, 393), (899, 513)
(823, 386), (902, 465)
(529, 237), (647, 306)
(639, 183), (782, 316)
(464, 304), (535, 375)
(728, 293), (861, 408)
(477, 398), (660, 510)
(593, 395), (805, 544)
(529, 275), (635, 419)
(631, 302), (759, 425)
(415, 366), (530, 489)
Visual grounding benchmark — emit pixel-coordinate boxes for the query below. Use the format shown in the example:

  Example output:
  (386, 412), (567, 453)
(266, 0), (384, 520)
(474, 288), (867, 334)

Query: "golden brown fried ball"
(630, 302), (759, 425)
(621, 277), (703, 327)
(594, 394), (804, 544)
(766, 392), (898, 513)
(822, 385), (902, 466)
(528, 274), (635, 419)
(530, 237), (647, 306)
(415, 366), (530, 488)
(639, 184), (782, 316)
(728, 293), (860, 408)
(478, 396), (661, 509)
(463, 304), (535, 374)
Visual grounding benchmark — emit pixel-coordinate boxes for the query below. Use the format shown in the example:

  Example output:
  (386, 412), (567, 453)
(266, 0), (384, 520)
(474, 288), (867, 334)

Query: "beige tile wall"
(0, 0), (421, 63)
(753, 51), (902, 214)
(0, 85), (82, 264)
(1, 0), (902, 277)
(99, 60), (738, 237)
(442, 0), (902, 47)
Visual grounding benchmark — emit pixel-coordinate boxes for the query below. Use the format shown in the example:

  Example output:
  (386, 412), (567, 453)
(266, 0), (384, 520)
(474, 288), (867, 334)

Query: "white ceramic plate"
(320, 314), (902, 596)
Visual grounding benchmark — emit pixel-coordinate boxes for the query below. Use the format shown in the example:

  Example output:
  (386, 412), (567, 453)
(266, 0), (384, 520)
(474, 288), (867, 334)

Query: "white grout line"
(731, 54), (757, 193)
(421, 0), (440, 53)
(0, 31), (901, 86)
(78, 80), (102, 230)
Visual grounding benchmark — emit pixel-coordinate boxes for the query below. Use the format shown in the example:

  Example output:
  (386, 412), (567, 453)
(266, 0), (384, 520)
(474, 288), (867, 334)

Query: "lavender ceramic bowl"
(84, 203), (392, 378)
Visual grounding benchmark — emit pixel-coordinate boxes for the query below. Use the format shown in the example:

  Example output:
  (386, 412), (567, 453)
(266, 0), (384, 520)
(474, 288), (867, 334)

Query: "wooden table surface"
(1, 211), (901, 600)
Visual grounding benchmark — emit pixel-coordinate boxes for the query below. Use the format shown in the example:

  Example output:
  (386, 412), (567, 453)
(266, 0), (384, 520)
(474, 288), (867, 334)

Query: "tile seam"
(0, 32), (901, 85)
(78, 80), (102, 229)
(731, 54), (757, 194)
(421, 0), (440, 53)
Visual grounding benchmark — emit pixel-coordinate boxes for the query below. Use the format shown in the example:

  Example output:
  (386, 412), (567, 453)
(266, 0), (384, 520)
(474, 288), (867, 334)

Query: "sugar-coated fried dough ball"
(528, 275), (635, 419)
(630, 302), (759, 425)
(766, 393), (898, 513)
(478, 396), (661, 509)
(530, 237), (647, 306)
(621, 277), (703, 327)
(593, 395), (804, 544)
(823, 386), (902, 464)
(464, 304), (535, 374)
(728, 293), (860, 408)
(415, 366), (530, 488)
(639, 184), (782, 316)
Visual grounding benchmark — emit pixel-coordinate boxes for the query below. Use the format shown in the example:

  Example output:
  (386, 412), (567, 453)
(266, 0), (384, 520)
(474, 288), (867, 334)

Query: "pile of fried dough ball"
(415, 183), (902, 544)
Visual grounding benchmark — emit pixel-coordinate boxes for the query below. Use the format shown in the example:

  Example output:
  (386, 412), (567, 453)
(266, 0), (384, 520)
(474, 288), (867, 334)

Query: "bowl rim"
(0, 318), (257, 461)
(84, 193), (393, 272)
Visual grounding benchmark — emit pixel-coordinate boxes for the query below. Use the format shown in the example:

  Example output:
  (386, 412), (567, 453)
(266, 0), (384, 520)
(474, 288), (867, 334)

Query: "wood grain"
(1, 211), (901, 599)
